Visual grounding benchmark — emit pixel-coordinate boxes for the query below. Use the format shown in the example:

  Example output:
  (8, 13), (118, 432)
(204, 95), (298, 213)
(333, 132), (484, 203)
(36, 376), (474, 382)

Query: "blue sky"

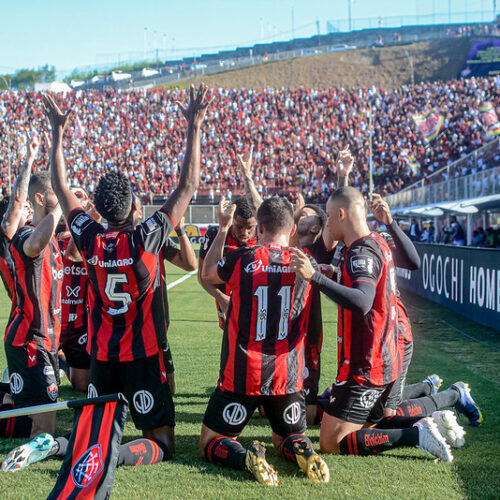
(0, 0), (492, 76)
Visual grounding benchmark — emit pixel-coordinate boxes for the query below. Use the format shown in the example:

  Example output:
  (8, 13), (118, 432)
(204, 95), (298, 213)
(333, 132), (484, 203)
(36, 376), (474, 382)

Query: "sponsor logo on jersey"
(86, 256), (133, 268)
(66, 285), (82, 298)
(9, 373), (23, 394)
(133, 390), (154, 414)
(70, 214), (93, 237)
(64, 265), (88, 276)
(222, 403), (247, 426)
(71, 444), (104, 488)
(350, 256), (374, 274)
(52, 268), (64, 280)
(283, 402), (301, 425)
(78, 333), (88, 345)
(68, 313), (78, 322)
(359, 389), (379, 409)
(47, 383), (58, 401)
(244, 259), (291, 274)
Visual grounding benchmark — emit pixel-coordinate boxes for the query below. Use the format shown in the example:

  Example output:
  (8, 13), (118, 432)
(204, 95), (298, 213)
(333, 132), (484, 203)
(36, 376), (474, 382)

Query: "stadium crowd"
(0, 76), (499, 204)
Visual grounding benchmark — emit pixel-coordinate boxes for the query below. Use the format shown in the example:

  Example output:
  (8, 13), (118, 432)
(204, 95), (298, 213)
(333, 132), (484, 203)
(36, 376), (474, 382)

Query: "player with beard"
(200, 196), (329, 486)
(291, 187), (458, 462)
(198, 196), (257, 328)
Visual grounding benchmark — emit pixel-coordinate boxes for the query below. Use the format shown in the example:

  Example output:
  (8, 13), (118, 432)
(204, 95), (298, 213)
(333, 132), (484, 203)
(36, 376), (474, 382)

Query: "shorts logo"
(133, 390), (154, 414)
(43, 366), (55, 376)
(87, 383), (98, 398)
(71, 444), (104, 488)
(350, 256), (374, 274)
(359, 389), (379, 409)
(283, 402), (301, 425)
(47, 383), (58, 401)
(66, 285), (81, 298)
(78, 333), (88, 345)
(10, 373), (23, 394)
(222, 403), (247, 426)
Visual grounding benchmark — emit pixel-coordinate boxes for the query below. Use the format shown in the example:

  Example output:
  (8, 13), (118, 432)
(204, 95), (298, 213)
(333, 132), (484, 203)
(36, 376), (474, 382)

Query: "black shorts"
(60, 328), (91, 370)
(5, 341), (60, 407)
(88, 352), (175, 430)
(385, 340), (414, 410)
(324, 378), (395, 425)
(162, 341), (175, 375)
(203, 387), (306, 438)
(303, 359), (321, 405)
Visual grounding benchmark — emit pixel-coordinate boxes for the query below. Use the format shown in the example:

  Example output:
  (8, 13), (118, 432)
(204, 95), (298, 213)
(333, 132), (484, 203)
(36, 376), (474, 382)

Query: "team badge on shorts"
(283, 402), (301, 425)
(87, 383), (98, 398)
(359, 389), (379, 409)
(133, 390), (154, 414)
(71, 444), (104, 488)
(222, 403), (247, 426)
(47, 383), (58, 401)
(9, 373), (24, 394)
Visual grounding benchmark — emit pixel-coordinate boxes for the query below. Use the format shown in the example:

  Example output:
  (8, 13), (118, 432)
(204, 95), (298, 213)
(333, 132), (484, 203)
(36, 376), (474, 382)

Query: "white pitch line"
(166, 270), (197, 290)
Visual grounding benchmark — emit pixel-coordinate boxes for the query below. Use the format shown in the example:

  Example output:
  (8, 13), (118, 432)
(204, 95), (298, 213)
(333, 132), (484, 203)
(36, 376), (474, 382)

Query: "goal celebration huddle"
(0, 84), (483, 488)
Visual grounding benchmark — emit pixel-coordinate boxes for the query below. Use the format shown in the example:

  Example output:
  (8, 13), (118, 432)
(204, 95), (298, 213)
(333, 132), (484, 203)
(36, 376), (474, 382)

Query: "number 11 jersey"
(67, 207), (173, 362)
(216, 244), (314, 396)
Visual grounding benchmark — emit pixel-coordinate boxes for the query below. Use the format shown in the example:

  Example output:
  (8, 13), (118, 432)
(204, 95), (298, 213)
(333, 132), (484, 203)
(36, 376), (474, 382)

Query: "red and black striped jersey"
(68, 207), (173, 362)
(159, 238), (182, 329)
(59, 237), (89, 333)
(5, 226), (63, 351)
(336, 233), (399, 386)
(0, 226), (15, 300)
(200, 225), (258, 326)
(216, 244), (314, 396)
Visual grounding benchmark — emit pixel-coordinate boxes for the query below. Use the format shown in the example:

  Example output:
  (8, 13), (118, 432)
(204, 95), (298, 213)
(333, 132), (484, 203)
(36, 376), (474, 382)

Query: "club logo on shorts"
(9, 373), (23, 394)
(283, 402), (301, 425)
(359, 389), (379, 409)
(78, 333), (88, 345)
(133, 390), (154, 414)
(47, 383), (58, 401)
(87, 383), (98, 398)
(222, 403), (247, 426)
(71, 444), (104, 488)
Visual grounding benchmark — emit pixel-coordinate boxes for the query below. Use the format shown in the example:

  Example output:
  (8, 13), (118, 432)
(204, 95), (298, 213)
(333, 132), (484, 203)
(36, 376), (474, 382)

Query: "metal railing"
(386, 139), (500, 209)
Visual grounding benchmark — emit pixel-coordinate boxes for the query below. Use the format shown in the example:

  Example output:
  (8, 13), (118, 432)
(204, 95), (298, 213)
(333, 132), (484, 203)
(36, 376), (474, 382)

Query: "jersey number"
(253, 285), (291, 341)
(105, 274), (132, 315)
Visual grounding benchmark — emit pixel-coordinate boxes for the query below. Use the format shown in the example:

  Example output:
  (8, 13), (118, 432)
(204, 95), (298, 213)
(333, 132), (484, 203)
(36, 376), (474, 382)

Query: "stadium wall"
(397, 243), (500, 332)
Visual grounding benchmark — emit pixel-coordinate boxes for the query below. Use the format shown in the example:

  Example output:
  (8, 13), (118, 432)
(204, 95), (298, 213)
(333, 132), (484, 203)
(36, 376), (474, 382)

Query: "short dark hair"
(28, 171), (51, 204)
(304, 203), (327, 228)
(257, 196), (294, 234)
(328, 186), (364, 207)
(232, 197), (254, 220)
(0, 196), (10, 220)
(94, 171), (132, 223)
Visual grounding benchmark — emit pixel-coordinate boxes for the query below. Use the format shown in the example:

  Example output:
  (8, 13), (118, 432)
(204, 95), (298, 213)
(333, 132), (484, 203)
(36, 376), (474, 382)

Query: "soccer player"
(4, 167), (63, 438)
(198, 196), (257, 328)
(291, 187), (456, 462)
(200, 196), (329, 486)
(39, 85), (211, 467)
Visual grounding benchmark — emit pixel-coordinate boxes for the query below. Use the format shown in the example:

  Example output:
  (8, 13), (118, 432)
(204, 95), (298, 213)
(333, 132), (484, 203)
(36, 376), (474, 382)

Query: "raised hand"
(217, 197), (235, 230)
(42, 94), (73, 133)
(290, 247), (315, 281)
(336, 146), (354, 177)
(293, 192), (305, 223)
(176, 83), (213, 128)
(237, 144), (254, 178)
(367, 193), (393, 226)
(27, 131), (40, 160)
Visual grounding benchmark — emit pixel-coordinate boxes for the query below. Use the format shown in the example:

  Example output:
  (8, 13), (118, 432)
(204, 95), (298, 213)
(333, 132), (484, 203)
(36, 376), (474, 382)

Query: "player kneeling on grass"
(200, 196), (329, 486)
(290, 187), (460, 462)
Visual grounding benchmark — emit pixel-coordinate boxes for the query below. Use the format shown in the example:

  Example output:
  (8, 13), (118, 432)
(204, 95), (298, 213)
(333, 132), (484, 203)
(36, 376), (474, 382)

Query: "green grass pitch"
(0, 262), (498, 499)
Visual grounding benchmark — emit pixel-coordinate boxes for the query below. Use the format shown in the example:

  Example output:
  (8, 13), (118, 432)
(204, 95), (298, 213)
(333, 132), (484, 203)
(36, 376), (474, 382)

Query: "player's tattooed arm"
(22, 204), (62, 258)
(2, 132), (39, 239)
(237, 144), (262, 216)
(164, 84), (213, 227)
(42, 94), (81, 219)
(201, 198), (235, 285)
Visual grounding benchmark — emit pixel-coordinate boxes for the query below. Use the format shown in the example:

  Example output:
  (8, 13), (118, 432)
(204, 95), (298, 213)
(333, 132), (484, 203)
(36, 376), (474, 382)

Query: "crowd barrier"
(397, 243), (500, 331)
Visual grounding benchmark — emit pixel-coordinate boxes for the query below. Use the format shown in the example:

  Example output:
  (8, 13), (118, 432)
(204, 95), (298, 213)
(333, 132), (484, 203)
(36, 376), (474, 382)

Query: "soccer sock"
(0, 403), (32, 438)
(204, 437), (246, 470)
(339, 428), (419, 455)
(397, 390), (460, 418)
(402, 381), (431, 399)
(117, 438), (167, 466)
(50, 434), (71, 457)
(280, 434), (313, 464)
(376, 415), (426, 429)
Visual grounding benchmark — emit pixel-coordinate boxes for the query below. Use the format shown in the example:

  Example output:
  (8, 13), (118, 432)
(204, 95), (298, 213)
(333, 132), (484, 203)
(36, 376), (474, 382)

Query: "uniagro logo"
(71, 444), (104, 488)
(244, 260), (262, 273)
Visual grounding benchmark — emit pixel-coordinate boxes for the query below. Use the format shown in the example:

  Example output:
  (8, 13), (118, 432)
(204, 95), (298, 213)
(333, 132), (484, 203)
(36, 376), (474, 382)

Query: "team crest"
(47, 383), (58, 401)
(71, 444), (104, 488)
(359, 389), (379, 409)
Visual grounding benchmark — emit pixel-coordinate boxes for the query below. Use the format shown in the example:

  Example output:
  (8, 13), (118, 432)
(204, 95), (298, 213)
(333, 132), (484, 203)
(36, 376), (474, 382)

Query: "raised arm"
(170, 220), (197, 272)
(42, 94), (81, 219)
(22, 204), (62, 258)
(163, 84), (212, 227)
(238, 144), (262, 216)
(336, 146), (354, 188)
(2, 133), (39, 239)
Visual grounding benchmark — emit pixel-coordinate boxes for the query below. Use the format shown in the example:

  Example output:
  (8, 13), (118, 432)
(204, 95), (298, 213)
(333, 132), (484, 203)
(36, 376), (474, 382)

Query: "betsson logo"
(244, 259), (291, 273)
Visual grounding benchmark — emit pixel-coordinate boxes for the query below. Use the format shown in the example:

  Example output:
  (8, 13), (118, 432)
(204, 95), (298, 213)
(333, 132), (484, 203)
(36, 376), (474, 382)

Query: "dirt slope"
(174, 38), (473, 89)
